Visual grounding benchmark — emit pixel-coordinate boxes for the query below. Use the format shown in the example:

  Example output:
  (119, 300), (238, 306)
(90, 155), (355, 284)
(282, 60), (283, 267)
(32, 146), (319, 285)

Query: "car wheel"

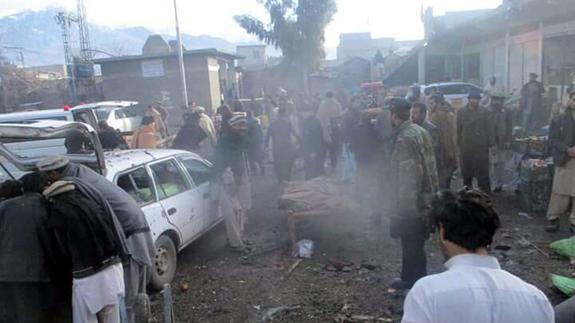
(149, 235), (177, 291)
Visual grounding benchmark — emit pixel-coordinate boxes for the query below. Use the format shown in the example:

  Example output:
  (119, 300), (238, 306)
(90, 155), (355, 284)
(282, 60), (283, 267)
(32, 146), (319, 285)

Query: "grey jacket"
(62, 163), (154, 266)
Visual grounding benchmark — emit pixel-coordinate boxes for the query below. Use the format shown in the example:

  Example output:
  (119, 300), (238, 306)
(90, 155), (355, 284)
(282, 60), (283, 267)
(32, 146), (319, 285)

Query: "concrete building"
(336, 33), (419, 64)
(385, 0), (575, 102)
(22, 64), (67, 81)
(236, 44), (267, 70)
(94, 35), (242, 114)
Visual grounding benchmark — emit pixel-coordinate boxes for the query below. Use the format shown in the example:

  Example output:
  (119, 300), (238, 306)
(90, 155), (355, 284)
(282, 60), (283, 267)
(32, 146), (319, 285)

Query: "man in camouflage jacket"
(385, 98), (438, 290)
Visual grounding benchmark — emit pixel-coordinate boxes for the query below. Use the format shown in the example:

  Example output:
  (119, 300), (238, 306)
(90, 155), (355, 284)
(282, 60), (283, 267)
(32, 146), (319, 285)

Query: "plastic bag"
(550, 237), (575, 258)
(293, 239), (314, 258)
(551, 274), (575, 296)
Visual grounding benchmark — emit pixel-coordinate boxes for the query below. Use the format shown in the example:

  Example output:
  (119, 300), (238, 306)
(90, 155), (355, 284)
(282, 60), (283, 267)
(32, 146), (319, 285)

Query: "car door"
(178, 156), (219, 228)
(148, 158), (204, 244)
(72, 109), (99, 129)
(115, 167), (165, 242)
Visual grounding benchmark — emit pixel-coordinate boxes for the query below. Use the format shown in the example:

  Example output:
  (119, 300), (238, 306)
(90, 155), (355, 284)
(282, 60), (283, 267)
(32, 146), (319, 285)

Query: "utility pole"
(173, 0), (189, 106)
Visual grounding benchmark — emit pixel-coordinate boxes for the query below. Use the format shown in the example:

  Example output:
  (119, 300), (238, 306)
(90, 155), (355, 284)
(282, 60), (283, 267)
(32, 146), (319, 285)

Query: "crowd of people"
(2, 79), (575, 322)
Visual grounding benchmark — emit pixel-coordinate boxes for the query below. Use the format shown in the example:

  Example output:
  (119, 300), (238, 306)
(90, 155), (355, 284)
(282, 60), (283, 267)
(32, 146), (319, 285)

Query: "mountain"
(0, 8), (238, 66)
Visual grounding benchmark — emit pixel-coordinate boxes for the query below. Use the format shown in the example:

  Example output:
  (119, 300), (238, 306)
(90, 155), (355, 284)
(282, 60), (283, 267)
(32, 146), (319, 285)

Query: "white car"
(0, 105), (99, 129)
(76, 101), (142, 134)
(408, 82), (483, 109)
(105, 149), (221, 289)
(0, 121), (222, 289)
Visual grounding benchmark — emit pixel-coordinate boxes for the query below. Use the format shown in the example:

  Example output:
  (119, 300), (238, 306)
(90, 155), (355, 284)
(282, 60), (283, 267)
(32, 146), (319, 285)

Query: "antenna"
(77, 0), (93, 62)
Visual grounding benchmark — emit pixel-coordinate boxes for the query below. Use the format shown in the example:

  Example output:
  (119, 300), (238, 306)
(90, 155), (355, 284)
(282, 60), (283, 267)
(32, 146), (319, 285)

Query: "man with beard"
(401, 188), (553, 323)
(457, 89), (493, 193)
(211, 113), (252, 252)
(386, 98), (438, 290)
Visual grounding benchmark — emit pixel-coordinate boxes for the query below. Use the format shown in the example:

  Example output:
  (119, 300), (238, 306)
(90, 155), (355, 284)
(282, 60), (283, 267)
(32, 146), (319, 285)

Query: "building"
(236, 44), (267, 70)
(22, 64), (67, 81)
(386, 0), (575, 103)
(94, 35), (242, 114)
(336, 32), (419, 64)
(337, 33), (394, 64)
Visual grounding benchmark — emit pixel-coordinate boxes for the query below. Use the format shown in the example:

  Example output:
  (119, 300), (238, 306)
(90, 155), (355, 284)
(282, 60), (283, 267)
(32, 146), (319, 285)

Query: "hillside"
(0, 8), (237, 66)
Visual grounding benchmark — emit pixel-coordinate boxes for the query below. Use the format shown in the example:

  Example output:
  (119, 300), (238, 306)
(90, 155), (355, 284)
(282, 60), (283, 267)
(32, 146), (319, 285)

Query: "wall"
(99, 54), (224, 118)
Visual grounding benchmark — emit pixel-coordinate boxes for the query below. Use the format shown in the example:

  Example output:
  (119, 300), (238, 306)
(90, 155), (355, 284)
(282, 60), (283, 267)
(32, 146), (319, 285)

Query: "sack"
(551, 274), (575, 296)
(550, 238), (575, 258)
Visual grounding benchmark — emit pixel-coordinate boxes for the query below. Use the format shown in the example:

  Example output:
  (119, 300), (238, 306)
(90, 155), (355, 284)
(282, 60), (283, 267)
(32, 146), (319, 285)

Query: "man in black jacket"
(42, 178), (127, 323)
(0, 174), (71, 323)
(37, 155), (154, 321)
(98, 121), (128, 150)
(546, 90), (575, 232)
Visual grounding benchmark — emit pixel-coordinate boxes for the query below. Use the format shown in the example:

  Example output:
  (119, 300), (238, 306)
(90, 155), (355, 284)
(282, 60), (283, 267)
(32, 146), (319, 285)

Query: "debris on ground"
(294, 239), (315, 258)
(261, 305), (301, 321)
(179, 282), (189, 293)
(550, 237), (575, 258)
(324, 259), (355, 273)
(518, 212), (534, 220)
(494, 244), (512, 251)
(516, 237), (531, 248)
(286, 259), (303, 276)
(551, 274), (575, 296)
(360, 261), (381, 271)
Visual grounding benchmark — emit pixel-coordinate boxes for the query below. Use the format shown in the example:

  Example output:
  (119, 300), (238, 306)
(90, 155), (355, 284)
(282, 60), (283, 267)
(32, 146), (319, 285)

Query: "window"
(149, 159), (191, 200)
(180, 157), (211, 186)
(73, 110), (97, 127)
(117, 167), (155, 205)
(114, 109), (126, 119)
(95, 108), (112, 121)
(438, 84), (469, 95)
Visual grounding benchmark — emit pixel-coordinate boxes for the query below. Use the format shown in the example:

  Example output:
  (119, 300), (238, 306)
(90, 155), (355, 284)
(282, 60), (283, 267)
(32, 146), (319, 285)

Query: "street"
(150, 168), (573, 323)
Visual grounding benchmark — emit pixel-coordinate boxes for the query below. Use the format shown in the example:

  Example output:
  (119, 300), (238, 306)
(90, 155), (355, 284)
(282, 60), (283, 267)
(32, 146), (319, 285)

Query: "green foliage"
(235, 0), (337, 71)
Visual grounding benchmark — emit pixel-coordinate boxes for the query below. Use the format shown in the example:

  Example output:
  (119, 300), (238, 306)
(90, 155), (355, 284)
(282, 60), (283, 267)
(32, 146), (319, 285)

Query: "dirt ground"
(150, 169), (574, 323)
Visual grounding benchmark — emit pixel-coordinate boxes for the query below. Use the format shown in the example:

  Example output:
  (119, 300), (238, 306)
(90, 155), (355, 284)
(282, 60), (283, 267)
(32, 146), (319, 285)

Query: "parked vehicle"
(0, 105), (99, 129)
(105, 149), (221, 288)
(407, 82), (483, 109)
(0, 121), (222, 289)
(78, 101), (142, 134)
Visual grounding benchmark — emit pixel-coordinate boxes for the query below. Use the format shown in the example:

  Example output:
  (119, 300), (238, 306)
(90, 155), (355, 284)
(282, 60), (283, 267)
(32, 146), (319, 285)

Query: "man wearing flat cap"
(520, 72), (545, 132)
(37, 155), (155, 322)
(210, 112), (252, 252)
(457, 89), (493, 193)
(385, 98), (438, 290)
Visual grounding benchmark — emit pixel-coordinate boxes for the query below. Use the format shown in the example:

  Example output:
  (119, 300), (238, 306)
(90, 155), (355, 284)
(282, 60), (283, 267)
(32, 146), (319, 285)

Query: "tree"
(235, 0), (336, 89)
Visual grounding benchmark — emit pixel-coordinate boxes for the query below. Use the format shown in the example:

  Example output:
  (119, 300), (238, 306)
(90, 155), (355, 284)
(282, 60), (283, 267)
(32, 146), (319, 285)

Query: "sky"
(0, 0), (502, 49)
